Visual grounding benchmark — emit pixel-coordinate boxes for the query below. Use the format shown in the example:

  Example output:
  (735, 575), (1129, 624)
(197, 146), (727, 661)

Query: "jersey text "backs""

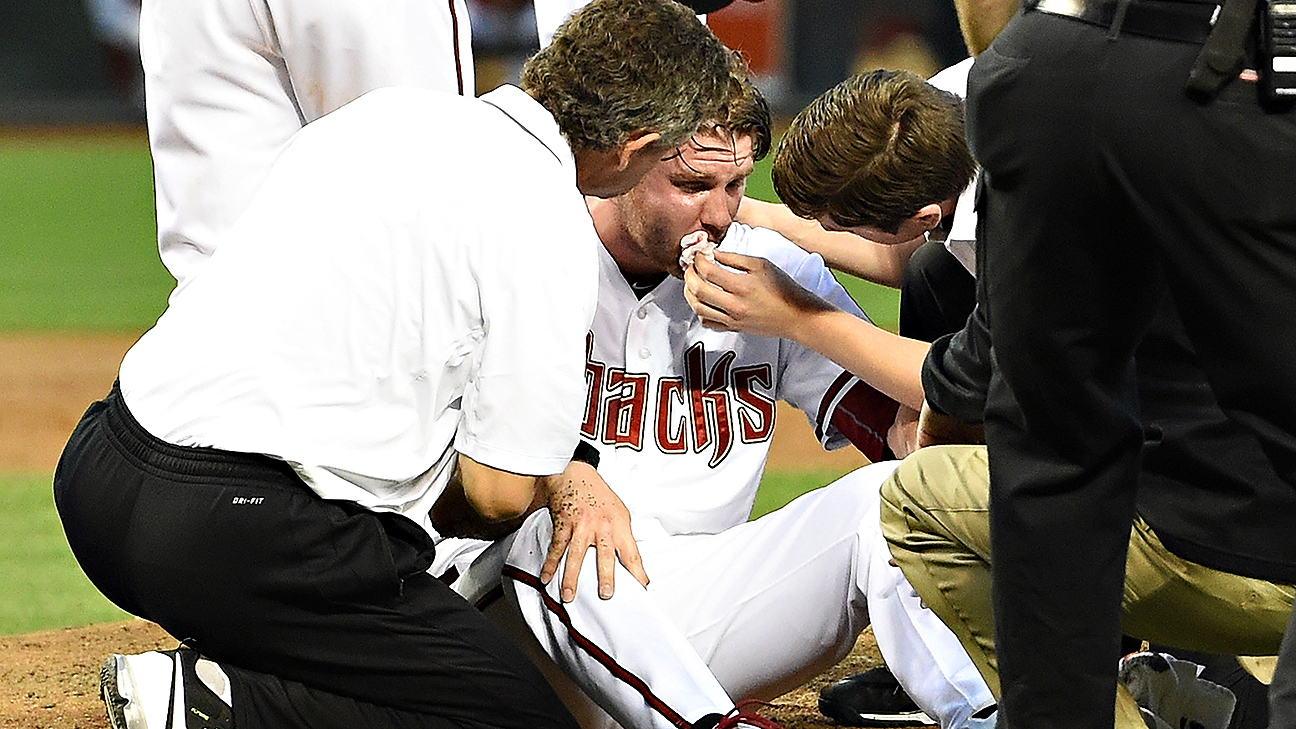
(580, 334), (776, 467)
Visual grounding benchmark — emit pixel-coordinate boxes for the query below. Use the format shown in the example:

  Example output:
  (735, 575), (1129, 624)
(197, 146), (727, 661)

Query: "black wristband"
(571, 440), (601, 469)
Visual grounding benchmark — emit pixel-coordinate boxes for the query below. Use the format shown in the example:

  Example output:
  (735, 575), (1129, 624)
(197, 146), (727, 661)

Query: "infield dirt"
(0, 331), (878, 729)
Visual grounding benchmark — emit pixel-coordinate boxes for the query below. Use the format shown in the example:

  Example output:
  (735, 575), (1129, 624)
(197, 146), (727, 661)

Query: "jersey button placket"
(629, 302), (653, 360)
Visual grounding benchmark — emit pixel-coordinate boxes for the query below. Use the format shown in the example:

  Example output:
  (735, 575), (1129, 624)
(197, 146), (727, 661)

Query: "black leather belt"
(1029, 0), (1221, 43)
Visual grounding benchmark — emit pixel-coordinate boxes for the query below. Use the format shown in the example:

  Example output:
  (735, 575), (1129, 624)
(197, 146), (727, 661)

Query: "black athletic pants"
(53, 385), (580, 729)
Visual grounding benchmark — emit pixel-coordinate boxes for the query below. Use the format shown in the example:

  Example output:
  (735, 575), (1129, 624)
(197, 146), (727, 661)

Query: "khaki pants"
(880, 445), (1294, 727)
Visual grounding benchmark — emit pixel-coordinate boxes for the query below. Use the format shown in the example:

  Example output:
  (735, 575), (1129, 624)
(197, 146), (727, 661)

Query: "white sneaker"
(101, 649), (234, 729)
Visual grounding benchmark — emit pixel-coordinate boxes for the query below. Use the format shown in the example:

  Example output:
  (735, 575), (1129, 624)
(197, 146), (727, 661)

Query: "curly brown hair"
(772, 69), (976, 233)
(521, 0), (732, 152)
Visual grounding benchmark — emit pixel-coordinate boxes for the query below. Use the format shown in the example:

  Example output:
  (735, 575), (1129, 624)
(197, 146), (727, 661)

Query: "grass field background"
(0, 135), (172, 331)
(0, 130), (900, 635)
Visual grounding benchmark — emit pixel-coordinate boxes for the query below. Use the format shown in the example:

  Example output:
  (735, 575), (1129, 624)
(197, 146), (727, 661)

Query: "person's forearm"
(955, 0), (1020, 54)
(793, 308), (929, 410)
(738, 198), (918, 286)
(457, 453), (542, 522)
(922, 300), (993, 422)
(430, 460), (546, 539)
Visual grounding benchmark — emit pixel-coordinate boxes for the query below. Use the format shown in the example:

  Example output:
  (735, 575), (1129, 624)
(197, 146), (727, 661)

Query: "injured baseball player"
(430, 60), (996, 729)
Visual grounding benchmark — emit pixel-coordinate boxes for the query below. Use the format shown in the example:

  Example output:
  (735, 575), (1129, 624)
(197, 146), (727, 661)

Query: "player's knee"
(820, 459), (899, 515)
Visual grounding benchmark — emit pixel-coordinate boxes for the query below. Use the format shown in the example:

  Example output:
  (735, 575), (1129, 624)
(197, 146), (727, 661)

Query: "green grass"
(751, 469), (860, 519)
(0, 474), (130, 634)
(0, 133), (166, 634)
(0, 134), (171, 331)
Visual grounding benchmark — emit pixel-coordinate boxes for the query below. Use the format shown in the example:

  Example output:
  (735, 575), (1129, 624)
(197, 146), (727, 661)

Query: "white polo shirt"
(120, 86), (599, 536)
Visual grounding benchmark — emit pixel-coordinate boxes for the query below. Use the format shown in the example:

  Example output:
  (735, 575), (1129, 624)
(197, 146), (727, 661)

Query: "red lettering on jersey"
(656, 378), (688, 453)
(733, 365), (776, 442)
(585, 332), (779, 467)
(603, 370), (649, 450)
(581, 332), (605, 440)
(685, 344), (735, 467)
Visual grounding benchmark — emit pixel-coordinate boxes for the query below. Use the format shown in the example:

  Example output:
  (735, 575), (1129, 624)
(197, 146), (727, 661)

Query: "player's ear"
(616, 131), (663, 171)
(912, 203), (943, 233)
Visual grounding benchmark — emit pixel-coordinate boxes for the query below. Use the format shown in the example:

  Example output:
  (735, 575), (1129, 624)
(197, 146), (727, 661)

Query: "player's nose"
(700, 190), (734, 230)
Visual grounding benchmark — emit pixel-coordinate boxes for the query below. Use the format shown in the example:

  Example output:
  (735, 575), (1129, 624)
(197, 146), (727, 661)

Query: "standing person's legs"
(965, 14), (1167, 727)
(54, 387), (580, 729)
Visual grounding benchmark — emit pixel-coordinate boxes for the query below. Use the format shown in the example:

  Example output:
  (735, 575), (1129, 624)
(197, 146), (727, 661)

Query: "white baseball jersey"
(439, 223), (993, 729)
(582, 222), (896, 536)
(121, 86), (599, 536)
(140, 0), (474, 291)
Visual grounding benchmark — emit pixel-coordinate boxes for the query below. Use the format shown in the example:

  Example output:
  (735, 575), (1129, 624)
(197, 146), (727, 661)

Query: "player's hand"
(888, 405), (921, 458)
(540, 461), (648, 602)
(683, 250), (835, 338)
(915, 400), (985, 448)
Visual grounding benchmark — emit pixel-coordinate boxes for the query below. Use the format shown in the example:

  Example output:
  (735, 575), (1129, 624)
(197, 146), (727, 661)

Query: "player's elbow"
(467, 487), (535, 522)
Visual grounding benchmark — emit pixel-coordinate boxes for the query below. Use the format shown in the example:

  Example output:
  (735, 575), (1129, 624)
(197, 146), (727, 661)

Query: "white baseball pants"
(441, 461), (993, 729)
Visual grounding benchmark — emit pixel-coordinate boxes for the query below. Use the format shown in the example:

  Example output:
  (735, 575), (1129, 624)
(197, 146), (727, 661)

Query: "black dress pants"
(53, 385), (580, 729)
(963, 10), (1296, 729)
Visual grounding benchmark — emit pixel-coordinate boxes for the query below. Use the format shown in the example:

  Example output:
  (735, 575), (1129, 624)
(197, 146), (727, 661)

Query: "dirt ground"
(0, 331), (878, 729)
